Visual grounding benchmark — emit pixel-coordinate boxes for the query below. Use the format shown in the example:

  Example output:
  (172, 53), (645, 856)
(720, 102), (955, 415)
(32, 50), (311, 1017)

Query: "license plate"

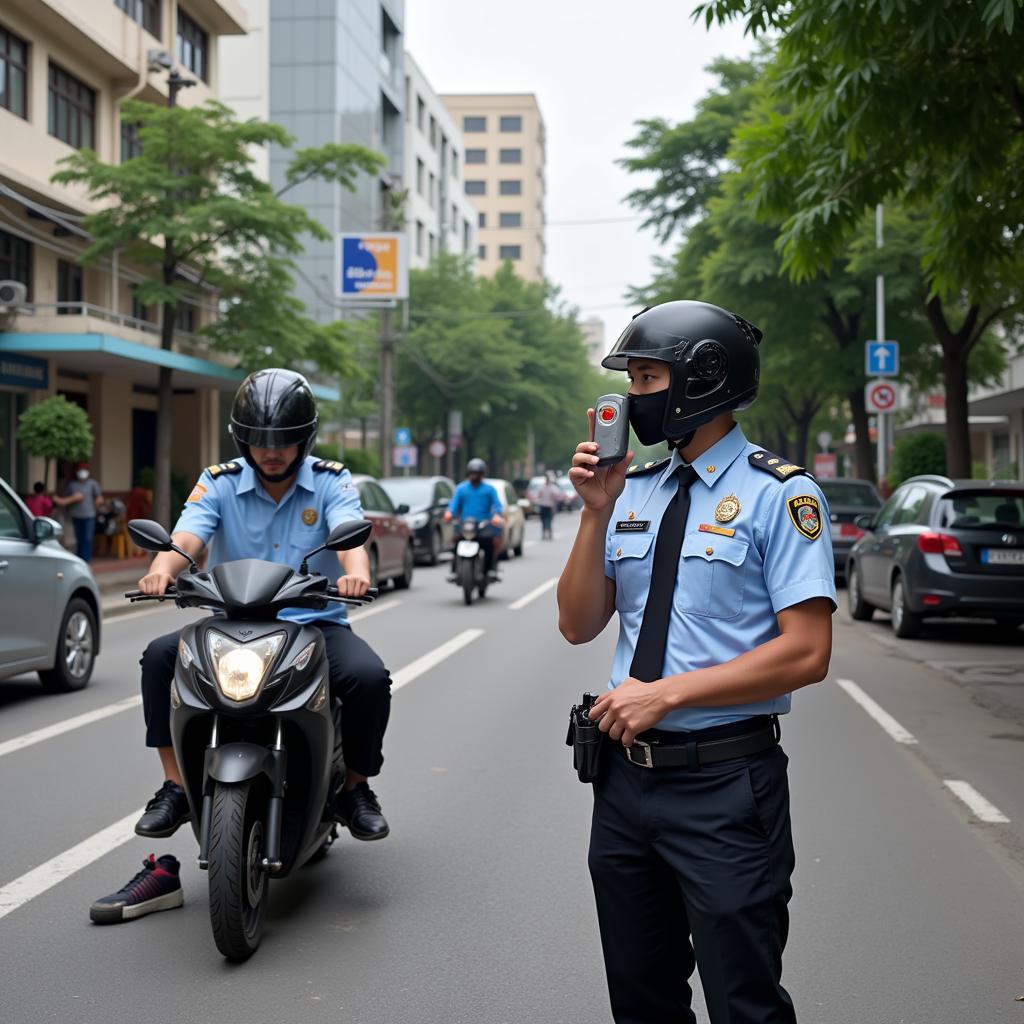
(982, 548), (1024, 565)
(456, 541), (480, 558)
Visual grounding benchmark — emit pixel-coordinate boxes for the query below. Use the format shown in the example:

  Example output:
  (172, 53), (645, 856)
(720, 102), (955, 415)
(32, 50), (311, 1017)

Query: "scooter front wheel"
(208, 779), (267, 961)
(457, 559), (475, 605)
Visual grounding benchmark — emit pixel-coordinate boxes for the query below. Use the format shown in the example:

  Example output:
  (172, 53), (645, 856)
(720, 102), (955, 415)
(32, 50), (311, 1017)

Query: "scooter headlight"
(206, 630), (285, 702)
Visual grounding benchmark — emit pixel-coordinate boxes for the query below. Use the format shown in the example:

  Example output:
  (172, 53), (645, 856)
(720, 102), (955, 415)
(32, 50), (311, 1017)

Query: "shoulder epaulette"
(206, 461), (242, 477)
(748, 450), (806, 481)
(626, 457), (671, 478)
(313, 459), (345, 474)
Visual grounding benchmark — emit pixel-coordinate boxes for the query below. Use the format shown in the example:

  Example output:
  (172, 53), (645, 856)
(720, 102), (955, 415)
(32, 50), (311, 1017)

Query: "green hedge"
(890, 433), (945, 486)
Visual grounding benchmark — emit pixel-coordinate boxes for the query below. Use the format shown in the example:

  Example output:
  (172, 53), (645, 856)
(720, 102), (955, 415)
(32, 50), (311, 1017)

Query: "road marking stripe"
(392, 629), (484, 692)
(834, 677), (918, 744)
(943, 780), (1010, 823)
(510, 577), (557, 611)
(0, 809), (142, 921)
(350, 599), (402, 624)
(0, 696), (143, 760)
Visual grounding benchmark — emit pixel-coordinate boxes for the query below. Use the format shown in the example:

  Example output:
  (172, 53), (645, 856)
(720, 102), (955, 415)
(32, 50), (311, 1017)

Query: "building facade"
(0, 0), (265, 502)
(581, 316), (606, 370)
(440, 93), (546, 282)
(403, 54), (476, 270)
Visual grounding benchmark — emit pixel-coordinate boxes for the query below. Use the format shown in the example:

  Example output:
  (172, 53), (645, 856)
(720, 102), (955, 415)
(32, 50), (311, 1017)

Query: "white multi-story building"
(404, 54), (476, 269)
(581, 316), (607, 370)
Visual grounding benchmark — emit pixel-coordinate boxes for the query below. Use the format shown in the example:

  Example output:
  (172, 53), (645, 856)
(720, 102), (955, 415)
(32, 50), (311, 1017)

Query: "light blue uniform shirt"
(603, 424), (837, 731)
(173, 457), (363, 626)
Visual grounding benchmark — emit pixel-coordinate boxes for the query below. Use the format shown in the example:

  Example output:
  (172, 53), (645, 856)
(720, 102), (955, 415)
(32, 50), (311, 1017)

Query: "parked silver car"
(0, 476), (101, 691)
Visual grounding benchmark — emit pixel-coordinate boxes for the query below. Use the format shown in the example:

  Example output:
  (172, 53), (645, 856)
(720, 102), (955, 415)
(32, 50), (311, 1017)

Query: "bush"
(339, 447), (380, 477)
(890, 433), (946, 486)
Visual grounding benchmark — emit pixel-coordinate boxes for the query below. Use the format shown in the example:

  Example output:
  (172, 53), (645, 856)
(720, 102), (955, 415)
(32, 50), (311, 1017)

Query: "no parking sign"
(865, 380), (900, 413)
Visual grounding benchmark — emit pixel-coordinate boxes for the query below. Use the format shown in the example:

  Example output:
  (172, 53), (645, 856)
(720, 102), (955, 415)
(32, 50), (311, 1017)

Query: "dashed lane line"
(509, 577), (558, 611)
(943, 780), (1011, 824)
(391, 628), (484, 692)
(834, 677), (918, 745)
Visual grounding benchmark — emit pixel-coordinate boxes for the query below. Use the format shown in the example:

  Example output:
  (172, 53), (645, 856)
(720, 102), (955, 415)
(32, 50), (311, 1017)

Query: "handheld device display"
(593, 394), (630, 466)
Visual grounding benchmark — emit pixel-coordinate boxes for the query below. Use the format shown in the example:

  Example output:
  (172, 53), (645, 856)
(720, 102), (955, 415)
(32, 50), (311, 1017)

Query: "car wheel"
(890, 575), (923, 639)
(427, 527), (442, 566)
(847, 565), (874, 622)
(368, 547), (380, 591)
(39, 596), (97, 693)
(393, 544), (414, 590)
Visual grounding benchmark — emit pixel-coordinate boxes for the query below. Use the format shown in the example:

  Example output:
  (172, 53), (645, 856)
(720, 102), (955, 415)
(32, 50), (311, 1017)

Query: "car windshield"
(819, 481), (881, 508)
(379, 479), (433, 507)
(937, 490), (1024, 530)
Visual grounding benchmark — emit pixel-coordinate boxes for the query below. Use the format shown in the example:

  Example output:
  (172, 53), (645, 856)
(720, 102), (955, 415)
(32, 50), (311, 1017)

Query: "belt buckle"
(627, 740), (653, 768)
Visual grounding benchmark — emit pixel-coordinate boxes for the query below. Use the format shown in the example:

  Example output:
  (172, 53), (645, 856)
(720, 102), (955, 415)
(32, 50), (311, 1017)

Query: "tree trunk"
(154, 292), (176, 528)
(942, 348), (972, 477)
(847, 387), (875, 483)
(360, 417), (368, 450)
(773, 426), (790, 459)
(793, 411), (813, 468)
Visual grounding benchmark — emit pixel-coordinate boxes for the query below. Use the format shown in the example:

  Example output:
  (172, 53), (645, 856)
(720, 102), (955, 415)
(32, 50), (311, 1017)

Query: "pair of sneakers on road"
(89, 779), (388, 924)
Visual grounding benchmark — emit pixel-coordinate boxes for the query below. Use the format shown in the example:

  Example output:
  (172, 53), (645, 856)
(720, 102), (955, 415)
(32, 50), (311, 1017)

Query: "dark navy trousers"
(588, 740), (797, 1024)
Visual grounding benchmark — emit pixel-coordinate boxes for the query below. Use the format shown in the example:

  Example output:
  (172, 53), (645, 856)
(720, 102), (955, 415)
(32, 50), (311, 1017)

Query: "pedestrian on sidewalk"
(53, 463), (103, 563)
(24, 481), (54, 518)
(535, 473), (561, 540)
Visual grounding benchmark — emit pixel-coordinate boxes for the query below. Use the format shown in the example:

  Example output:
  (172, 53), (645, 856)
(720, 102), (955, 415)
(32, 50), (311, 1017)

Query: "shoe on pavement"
(487, 570), (500, 582)
(335, 782), (390, 841)
(89, 854), (183, 924)
(135, 780), (191, 838)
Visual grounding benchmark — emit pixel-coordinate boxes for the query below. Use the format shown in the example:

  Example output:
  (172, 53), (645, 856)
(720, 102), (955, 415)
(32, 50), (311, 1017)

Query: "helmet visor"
(230, 419), (317, 449)
(601, 319), (692, 371)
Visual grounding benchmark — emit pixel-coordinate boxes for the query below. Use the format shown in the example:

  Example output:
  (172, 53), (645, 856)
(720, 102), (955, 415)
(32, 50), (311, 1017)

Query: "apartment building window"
(0, 25), (28, 120)
(478, 245), (486, 259)
(0, 229), (31, 298)
(415, 220), (424, 258)
(465, 180), (486, 196)
(57, 260), (83, 315)
(416, 157), (424, 196)
(121, 120), (143, 161)
(499, 212), (522, 228)
(451, 204), (458, 231)
(176, 302), (196, 332)
(131, 286), (151, 323)
(428, 115), (437, 150)
(48, 63), (96, 150)
(428, 233), (436, 259)
(115, 0), (160, 36)
(477, 211), (486, 228)
(463, 116), (486, 132)
(499, 245), (521, 260)
(176, 8), (208, 82)
(463, 218), (471, 252)
(416, 95), (424, 131)
(499, 115), (522, 132)
(499, 148), (522, 164)
(499, 179), (522, 196)
(428, 172), (436, 209)
(465, 149), (485, 165)
(451, 150), (459, 178)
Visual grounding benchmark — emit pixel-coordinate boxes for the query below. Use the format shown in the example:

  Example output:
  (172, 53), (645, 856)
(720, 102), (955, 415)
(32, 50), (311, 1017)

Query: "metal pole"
(378, 307), (394, 475)
(875, 203), (886, 483)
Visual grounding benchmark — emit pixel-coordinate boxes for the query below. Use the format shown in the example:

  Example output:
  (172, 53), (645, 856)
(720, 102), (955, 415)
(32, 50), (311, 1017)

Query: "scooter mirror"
(324, 520), (373, 552)
(128, 518), (174, 552)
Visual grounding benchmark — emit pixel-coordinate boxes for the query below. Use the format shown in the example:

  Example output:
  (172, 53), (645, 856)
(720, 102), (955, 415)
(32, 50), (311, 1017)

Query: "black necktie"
(629, 464), (699, 682)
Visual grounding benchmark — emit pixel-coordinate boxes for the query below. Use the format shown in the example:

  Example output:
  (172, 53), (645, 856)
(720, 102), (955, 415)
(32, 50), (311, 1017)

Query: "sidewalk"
(90, 556), (148, 618)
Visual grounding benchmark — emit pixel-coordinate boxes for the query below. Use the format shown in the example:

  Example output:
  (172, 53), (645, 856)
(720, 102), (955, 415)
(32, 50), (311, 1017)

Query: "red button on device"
(600, 406), (616, 422)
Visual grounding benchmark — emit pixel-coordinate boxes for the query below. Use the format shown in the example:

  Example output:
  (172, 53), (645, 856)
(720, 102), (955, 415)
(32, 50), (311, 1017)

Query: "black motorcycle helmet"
(602, 300), (762, 441)
(229, 369), (319, 482)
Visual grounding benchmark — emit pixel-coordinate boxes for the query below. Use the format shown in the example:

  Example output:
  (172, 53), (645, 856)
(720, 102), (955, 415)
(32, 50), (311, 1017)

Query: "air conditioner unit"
(0, 280), (28, 308)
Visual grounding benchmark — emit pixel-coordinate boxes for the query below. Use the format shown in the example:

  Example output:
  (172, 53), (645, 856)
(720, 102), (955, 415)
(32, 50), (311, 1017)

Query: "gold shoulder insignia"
(207, 461), (242, 477)
(625, 457), (670, 479)
(313, 459), (345, 474)
(748, 450), (806, 482)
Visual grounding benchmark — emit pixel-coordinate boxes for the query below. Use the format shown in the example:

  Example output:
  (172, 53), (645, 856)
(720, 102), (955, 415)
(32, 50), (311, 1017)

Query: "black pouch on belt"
(566, 692), (604, 783)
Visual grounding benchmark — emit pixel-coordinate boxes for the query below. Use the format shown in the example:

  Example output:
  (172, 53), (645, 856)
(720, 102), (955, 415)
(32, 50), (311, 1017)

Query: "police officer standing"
(558, 301), (836, 1024)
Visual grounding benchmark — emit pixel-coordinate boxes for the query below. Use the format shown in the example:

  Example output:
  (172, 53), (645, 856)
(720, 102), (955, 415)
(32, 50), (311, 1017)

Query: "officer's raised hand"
(568, 408), (633, 511)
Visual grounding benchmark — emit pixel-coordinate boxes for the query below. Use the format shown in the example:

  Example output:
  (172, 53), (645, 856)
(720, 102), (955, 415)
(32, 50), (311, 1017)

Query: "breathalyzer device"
(593, 394), (630, 466)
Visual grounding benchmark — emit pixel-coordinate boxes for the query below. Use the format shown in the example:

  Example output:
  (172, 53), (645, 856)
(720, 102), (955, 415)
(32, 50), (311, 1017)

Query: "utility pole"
(378, 307), (394, 475)
(875, 203), (887, 484)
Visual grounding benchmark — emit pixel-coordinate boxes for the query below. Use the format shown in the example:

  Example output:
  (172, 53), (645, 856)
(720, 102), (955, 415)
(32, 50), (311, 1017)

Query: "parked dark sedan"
(846, 475), (1024, 638)
(351, 475), (415, 590)
(819, 478), (882, 579)
(379, 475), (455, 565)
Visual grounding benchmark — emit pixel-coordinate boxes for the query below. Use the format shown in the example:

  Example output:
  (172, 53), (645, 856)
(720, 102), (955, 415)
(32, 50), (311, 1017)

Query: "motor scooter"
(125, 517), (375, 961)
(451, 517), (498, 605)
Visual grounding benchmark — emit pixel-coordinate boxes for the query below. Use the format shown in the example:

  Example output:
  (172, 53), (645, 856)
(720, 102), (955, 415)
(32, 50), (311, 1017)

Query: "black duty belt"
(623, 715), (781, 769)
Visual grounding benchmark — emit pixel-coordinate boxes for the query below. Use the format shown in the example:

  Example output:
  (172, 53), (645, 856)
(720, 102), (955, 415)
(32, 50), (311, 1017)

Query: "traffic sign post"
(865, 379), (900, 414)
(865, 340), (899, 376)
(428, 439), (446, 460)
(394, 427), (412, 446)
(392, 445), (417, 469)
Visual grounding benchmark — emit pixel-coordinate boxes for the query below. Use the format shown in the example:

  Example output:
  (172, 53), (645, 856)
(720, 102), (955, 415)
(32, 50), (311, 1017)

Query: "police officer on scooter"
(557, 301), (836, 1024)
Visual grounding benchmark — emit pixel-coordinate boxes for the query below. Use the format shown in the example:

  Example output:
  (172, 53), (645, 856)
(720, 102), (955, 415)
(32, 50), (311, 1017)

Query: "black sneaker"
(89, 854), (183, 924)
(335, 782), (390, 841)
(135, 780), (191, 838)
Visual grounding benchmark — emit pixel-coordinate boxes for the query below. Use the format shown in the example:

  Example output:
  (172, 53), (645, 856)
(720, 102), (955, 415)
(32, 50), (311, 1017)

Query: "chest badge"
(786, 495), (822, 540)
(714, 494), (741, 523)
(302, 507), (318, 526)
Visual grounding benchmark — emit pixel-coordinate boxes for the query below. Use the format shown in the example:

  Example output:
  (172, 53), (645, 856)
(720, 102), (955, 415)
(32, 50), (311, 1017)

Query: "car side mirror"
(396, 503), (410, 515)
(128, 518), (173, 551)
(853, 513), (875, 531)
(33, 516), (63, 543)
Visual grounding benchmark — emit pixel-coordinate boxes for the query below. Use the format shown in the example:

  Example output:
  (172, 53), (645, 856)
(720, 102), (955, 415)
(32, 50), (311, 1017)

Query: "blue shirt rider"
(445, 457), (504, 578)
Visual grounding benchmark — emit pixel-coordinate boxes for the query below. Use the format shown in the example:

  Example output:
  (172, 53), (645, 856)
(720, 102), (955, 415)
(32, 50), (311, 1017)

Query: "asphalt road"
(1, 514), (1023, 1024)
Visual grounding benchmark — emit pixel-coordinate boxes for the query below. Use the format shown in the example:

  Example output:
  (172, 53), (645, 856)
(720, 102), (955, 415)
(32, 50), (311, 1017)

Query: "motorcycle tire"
(458, 560), (475, 606)
(208, 779), (268, 962)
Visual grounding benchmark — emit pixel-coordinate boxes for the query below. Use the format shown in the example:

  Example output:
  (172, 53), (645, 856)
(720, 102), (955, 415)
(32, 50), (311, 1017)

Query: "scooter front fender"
(206, 742), (276, 785)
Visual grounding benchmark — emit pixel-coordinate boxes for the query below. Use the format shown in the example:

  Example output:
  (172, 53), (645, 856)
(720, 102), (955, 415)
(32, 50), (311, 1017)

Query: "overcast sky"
(406, 0), (752, 347)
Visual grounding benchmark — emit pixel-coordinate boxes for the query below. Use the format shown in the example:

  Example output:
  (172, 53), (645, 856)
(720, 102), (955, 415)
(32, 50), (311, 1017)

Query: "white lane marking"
(350, 599), (402, 624)
(0, 696), (143, 760)
(834, 677), (918, 745)
(392, 628), (484, 692)
(943, 780), (1010, 823)
(510, 577), (557, 611)
(0, 809), (142, 921)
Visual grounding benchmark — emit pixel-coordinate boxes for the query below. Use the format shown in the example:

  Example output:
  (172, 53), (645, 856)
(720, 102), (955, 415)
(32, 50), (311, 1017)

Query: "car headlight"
(408, 512), (429, 529)
(206, 630), (285, 702)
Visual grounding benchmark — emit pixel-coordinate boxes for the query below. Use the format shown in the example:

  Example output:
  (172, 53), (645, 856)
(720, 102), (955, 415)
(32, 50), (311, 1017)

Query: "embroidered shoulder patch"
(313, 459), (345, 474)
(749, 450), (806, 481)
(626, 457), (670, 477)
(207, 461), (242, 477)
(786, 494), (823, 540)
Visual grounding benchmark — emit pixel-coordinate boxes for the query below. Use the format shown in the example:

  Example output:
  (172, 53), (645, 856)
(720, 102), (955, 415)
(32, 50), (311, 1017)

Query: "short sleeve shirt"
(67, 479), (101, 519)
(604, 424), (837, 730)
(173, 457), (363, 626)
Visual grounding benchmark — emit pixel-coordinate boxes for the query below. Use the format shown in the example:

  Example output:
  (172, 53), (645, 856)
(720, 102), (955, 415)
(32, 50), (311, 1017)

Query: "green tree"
(890, 433), (946, 487)
(52, 98), (383, 526)
(17, 396), (94, 491)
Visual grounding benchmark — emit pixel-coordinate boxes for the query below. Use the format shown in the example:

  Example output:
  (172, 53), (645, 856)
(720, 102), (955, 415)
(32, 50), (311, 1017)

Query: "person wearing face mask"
(557, 300), (837, 1024)
(53, 463), (104, 563)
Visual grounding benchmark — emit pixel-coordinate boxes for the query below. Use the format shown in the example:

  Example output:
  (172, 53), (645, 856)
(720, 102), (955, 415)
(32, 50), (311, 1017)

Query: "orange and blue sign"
(337, 232), (408, 300)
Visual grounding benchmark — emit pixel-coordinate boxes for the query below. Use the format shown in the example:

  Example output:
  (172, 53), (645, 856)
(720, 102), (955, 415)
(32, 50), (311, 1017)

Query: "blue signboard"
(0, 353), (48, 389)
(865, 341), (899, 376)
(394, 427), (412, 445)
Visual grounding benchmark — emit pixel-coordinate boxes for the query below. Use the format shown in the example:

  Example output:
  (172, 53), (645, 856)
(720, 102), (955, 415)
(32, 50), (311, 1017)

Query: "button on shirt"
(448, 480), (502, 522)
(173, 457), (363, 626)
(604, 424), (837, 731)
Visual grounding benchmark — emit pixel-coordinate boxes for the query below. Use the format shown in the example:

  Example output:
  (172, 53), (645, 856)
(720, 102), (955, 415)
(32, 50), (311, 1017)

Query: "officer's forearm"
(339, 545), (370, 579)
(558, 507), (616, 645)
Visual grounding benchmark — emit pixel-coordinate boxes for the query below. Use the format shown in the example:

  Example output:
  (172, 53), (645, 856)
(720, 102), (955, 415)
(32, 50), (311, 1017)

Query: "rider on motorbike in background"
(444, 458), (504, 582)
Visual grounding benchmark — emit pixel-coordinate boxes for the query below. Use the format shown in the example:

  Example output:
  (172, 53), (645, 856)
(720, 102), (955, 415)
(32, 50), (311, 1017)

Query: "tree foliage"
(18, 396), (94, 490)
(890, 432), (946, 487)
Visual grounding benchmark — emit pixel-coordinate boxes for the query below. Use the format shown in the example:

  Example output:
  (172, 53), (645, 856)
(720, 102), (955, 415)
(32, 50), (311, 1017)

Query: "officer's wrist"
(581, 504), (614, 525)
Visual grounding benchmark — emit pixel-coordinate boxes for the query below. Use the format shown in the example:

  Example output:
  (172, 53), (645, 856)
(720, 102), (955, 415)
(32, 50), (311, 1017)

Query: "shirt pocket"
(609, 531), (656, 611)
(675, 533), (749, 619)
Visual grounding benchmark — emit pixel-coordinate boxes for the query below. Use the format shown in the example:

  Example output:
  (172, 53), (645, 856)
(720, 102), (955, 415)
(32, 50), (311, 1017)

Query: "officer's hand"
(139, 571), (174, 596)
(589, 677), (667, 748)
(568, 408), (633, 513)
(336, 573), (370, 598)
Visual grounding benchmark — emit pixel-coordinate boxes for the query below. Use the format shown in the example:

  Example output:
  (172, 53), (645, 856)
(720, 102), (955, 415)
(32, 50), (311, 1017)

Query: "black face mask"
(628, 390), (670, 446)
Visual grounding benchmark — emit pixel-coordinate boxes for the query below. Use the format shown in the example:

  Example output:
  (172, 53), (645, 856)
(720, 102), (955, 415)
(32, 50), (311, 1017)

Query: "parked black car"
(818, 478), (882, 580)
(379, 476), (455, 565)
(846, 475), (1024, 638)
